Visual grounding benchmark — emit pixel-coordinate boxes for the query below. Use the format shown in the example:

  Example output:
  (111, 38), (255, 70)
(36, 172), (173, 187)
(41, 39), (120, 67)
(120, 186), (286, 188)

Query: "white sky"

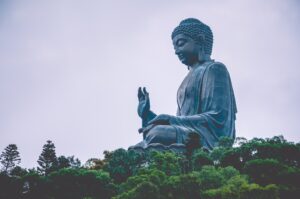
(0, 0), (299, 168)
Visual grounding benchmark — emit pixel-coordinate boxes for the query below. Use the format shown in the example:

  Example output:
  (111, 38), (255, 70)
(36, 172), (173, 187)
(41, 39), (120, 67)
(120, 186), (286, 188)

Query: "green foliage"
(22, 170), (50, 198)
(202, 176), (280, 199)
(197, 166), (225, 190)
(185, 132), (201, 157)
(238, 136), (298, 167)
(244, 159), (286, 186)
(219, 166), (240, 180)
(114, 169), (166, 199)
(244, 158), (300, 190)
(114, 181), (160, 199)
(219, 136), (234, 148)
(0, 144), (21, 173)
(0, 172), (23, 199)
(220, 148), (243, 170)
(122, 169), (166, 190)
(192, 149), (213, 171)
(10, 165), (28, 177)
(148, 151), (182, 176)
(57, 155), (81, 170)
(129, 181), (160, 199)
(115, 166), (242, 199)
(85, 158), (105, 170)
(219, 135), (300, 172)
(210, 147), (226, 165)
(0, 135), (299, 198)
(162, 173), (202, 199)
(48, 168), (115, 199)
(103, 149), (144, 183)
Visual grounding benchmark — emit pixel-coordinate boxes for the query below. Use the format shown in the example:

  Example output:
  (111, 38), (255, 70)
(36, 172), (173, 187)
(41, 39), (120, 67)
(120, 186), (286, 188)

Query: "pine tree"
(37, 140), (57, 175)
(0, 144), (21, 173)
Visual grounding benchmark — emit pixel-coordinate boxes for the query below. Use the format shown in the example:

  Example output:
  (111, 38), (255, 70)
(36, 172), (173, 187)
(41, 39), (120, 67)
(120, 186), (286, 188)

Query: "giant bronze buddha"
(129, 18), (237, 152)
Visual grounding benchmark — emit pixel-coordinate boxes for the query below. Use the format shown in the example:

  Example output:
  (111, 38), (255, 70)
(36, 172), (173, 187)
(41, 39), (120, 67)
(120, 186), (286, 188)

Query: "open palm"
(137, 87), (150, 118)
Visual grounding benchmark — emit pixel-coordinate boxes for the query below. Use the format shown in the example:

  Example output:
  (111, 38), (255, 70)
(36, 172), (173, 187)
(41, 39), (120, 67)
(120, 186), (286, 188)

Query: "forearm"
(169, 114), (207, 126)
(142, 110), (157, 127)
(169, 109), (226, 128)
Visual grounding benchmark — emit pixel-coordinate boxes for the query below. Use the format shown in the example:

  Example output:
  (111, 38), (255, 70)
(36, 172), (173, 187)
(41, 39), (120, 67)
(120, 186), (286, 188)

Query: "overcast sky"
(1, 0), (300, 169)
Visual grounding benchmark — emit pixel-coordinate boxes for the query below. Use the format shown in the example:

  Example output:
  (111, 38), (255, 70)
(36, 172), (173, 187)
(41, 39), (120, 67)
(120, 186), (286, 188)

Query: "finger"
(148, 117), (159, 125)
(143, 87), (150, 100)
(142, 124), (155, 133)
(148, 119), (155, 125)
(143, 87), (148, 95)
(138, 87), (142, 98)
(138, 87), (144, 100)
(143, 87), (150, 102)
(138, 128), (144, 133)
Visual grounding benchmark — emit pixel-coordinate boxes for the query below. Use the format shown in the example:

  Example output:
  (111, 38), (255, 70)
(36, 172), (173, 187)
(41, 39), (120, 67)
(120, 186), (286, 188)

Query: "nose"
(174, 47), (180, 55)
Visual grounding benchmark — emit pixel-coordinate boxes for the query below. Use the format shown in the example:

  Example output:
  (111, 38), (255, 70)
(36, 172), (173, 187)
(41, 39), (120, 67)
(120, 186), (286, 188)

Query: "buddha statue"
(129, 18), (237, 152)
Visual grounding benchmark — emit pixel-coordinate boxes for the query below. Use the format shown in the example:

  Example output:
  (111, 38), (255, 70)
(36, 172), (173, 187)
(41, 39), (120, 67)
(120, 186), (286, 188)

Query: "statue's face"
(172, 34), (200, 66)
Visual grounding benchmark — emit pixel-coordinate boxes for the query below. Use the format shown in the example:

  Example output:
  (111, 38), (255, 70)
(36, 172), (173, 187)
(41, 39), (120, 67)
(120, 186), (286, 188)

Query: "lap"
(145, 125), (177, 146)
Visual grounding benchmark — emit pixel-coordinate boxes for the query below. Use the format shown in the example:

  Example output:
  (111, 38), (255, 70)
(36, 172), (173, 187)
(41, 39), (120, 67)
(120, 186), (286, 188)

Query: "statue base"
(128, 142), (186, 153)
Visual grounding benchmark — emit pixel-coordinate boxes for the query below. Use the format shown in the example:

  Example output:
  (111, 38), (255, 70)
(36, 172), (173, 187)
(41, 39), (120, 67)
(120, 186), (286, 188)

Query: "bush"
(48, 168), (115, 199)
(192, 149), (213, 171)
(0, 172), (23, 199)
(244, 159), (286, 186)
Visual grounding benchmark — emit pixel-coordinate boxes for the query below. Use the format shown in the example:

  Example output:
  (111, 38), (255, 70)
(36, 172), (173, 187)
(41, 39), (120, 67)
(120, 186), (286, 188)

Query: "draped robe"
(169, 60), (237, 149)
(130, 60), (237, 150)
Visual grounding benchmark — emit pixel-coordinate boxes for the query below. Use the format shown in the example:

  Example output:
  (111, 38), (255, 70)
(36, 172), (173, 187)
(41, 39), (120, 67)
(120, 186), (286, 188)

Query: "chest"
(177, 68), (203, 110)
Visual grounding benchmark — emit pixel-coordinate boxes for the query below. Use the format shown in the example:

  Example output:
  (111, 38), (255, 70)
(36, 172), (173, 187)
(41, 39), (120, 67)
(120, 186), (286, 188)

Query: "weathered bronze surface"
(129, 18), (237, 152)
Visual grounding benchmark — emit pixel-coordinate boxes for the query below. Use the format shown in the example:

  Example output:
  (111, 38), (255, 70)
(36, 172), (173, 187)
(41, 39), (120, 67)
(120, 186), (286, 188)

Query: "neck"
(189, 55), (211, 70)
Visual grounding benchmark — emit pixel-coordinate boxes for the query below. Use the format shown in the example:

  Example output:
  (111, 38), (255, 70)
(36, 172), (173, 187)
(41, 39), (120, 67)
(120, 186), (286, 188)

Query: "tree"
(85, 158), (105, 170)
(0, 144), (21, 173)
(149, 151), (182, 176)
(129, 181), (160, 199)
(234, 137), (248, 146)
(220, 148), (243, 170)
(113, 169), (166, 199)
(210, 147), (226, 165)
(162, 174), (202, 199)
(48, 168), (115, 199)
(244, 158), (286, 186)
(185, 133), (201, 172)
(22, 169), (50, 198)
(218, 136), (234, 148)
(37, 140), (57, 175)
(10, 166), (28, 177)
(191, 149), (213, 171)
(197, 166), (225, 190)
(57, 155), (81, 170)
(84, 150), (114, 170)
(103, 149), (144, 183)
(0, 171), (23, 199)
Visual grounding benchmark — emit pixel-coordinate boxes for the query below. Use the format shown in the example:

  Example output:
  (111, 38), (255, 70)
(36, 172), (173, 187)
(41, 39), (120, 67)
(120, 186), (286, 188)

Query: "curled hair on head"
(172, 18), (213, 56)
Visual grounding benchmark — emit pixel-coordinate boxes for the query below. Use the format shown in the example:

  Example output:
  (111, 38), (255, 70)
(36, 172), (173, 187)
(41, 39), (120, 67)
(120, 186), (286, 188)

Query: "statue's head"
(172, 18), (213, 66)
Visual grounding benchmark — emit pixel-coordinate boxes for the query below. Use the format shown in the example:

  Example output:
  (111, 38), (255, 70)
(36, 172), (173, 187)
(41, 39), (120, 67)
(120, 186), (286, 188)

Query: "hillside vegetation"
(0, 136), (299, 199)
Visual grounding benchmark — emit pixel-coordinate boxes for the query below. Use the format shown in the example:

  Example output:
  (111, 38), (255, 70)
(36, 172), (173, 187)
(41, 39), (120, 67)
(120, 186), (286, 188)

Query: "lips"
(178, 54), (185, 61)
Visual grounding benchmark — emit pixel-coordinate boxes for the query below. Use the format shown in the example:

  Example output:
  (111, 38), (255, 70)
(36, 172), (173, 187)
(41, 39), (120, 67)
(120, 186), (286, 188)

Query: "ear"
(196, 34), (205, 45)
(196, 34), (205, 52)
(197, 36), (205, 62)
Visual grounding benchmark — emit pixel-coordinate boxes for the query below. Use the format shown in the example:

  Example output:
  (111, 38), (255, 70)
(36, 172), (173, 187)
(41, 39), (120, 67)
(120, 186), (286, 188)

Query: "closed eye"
(176, 39), (187, 47)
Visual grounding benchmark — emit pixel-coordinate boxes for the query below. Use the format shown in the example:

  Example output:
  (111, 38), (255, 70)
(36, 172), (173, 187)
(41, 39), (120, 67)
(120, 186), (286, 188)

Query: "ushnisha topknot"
(172, 18), (213, 56)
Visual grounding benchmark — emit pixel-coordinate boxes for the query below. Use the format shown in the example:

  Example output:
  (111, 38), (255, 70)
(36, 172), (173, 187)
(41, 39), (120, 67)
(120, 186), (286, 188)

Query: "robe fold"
(169, 60), (237, 149)
(130, 60), (237, 151)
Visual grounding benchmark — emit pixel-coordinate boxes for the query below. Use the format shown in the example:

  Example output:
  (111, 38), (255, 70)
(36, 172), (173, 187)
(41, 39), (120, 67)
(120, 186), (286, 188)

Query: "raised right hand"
(137, 87), (150, 118)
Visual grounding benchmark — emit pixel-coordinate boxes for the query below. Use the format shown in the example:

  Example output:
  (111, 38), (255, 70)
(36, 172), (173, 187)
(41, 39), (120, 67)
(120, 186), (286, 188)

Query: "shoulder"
(205, 61), (230, 79)
(207, 61), (228, 72)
